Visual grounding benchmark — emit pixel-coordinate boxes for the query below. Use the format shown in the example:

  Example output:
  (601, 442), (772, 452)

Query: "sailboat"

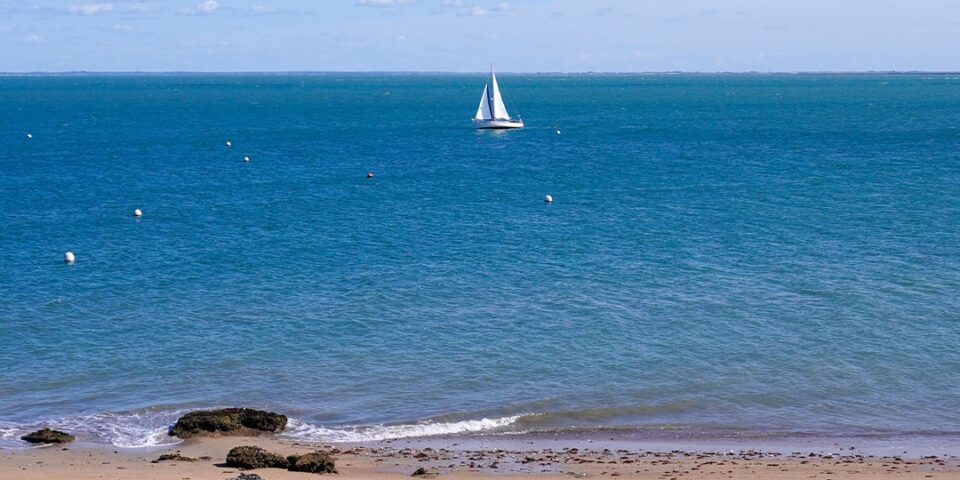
(473, 66), (524, 129)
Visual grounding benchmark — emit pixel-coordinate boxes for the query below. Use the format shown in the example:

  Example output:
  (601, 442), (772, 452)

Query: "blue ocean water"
(1, 73), (959, 448)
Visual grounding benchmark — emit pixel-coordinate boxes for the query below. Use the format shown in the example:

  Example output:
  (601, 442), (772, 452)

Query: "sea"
(1, 73), (959, 451)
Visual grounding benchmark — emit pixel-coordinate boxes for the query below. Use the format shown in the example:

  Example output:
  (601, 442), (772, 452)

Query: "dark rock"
(20, 428), (75, 444)
(225, 446), (290, 469)
(229, 474), (265, 480)
(151, 453), (198, 463)
(170, 408), (287, 438)
(411, 467), (439, 477)
(288, 451), (337, 474)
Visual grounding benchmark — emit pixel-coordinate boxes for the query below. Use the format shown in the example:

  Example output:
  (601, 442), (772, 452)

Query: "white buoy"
(27, 133), (33, 139)
(133, 208), (142, 217)
(64, 251), (75, 264)
(366, 172), (374, 178)
(225, 140), (232, 147)
(545, 195), (553, 203)
(243, 156), (250, 162)
(556, 130), (560, 135)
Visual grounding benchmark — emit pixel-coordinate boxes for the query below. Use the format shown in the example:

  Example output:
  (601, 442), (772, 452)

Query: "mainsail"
(490, 70), (510, 120)
(474, 67), (511, 121)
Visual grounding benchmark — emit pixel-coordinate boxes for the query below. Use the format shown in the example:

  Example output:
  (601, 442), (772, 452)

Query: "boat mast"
(487, 64), (497, 120)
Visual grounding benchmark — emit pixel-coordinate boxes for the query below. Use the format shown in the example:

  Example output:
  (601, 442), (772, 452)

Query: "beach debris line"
(64, 251), (75, 264)
(226, 446), (337, 474)
(170, 408), (287, 439)
(20, 428), (75, 444)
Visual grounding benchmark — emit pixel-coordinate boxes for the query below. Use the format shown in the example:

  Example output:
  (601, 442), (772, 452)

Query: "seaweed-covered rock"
(288, 451), (337, 474)
(225, 446), (290, 469)
(20, 428), (75, 444)
(151, 453), (198, 463)
(229, 474), (265, 480)
(170, 408), (287, 438)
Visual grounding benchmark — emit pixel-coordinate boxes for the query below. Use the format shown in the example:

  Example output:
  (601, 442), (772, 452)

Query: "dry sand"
(2, 435), (960, 479)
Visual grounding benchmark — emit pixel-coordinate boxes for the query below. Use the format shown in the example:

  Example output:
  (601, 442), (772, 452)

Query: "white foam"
(283, 415), (522, 443)
(75, 410), (184, 448)
(3, 411), (524, 448)
(10, 409), (188, 449)
(0, 425), (20, 446)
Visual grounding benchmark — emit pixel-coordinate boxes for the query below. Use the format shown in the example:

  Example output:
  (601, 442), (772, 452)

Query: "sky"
(1, 0), (959, 72)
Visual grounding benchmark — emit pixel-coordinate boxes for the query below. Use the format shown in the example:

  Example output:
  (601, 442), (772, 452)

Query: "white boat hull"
(474, 119), (524, 129)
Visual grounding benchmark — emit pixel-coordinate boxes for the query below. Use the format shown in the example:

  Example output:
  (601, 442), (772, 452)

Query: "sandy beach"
(2, 434), (959, 480)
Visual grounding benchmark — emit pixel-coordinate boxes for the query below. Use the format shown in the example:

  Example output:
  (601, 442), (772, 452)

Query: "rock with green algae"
(151, 453), (198, 463)
(225, 446), (290, 469)
(228, 473), (263, 480)
(287, 451), (337, 474)
(170, 408), (287, 438)
(229, 474), (265, 480)
(20, 428), (75, 444)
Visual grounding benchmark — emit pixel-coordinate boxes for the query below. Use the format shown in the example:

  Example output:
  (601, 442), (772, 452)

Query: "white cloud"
(457, 2), (510, 17)
(21, 34), (41, 44)
(252, 5), (276, 14)
(69, 3), (114, 15)
(356, 0), (406, 6)
(196, 0), (220, 13)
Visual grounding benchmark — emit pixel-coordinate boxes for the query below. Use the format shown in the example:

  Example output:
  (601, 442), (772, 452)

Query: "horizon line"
(2, 70), (960, 76)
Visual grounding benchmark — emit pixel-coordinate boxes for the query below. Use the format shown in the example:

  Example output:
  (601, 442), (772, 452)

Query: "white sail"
(472, 64), (523, 129)
(475, 84), (493, 121)
(490, 71), (510, 120)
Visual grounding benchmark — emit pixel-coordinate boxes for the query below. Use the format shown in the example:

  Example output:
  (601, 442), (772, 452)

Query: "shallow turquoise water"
(1, 73), (959, 447)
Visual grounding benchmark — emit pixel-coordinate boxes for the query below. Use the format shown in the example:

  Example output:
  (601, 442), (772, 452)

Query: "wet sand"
(2, 435), (960, 479)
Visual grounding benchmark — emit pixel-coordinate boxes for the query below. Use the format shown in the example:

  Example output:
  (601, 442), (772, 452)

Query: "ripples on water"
(0, 74), (959, 447)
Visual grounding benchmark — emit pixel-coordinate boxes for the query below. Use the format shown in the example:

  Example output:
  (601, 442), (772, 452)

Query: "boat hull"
(474, 119), (524, 129)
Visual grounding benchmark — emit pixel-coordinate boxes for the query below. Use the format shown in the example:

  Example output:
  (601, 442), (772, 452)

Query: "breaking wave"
(283, 415), (524, 443)
(0, 408), (186, 449)
(0, 409), (524, 449)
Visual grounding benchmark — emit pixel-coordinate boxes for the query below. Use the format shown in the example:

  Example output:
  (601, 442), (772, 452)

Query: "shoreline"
(6, 418), (960, 457)
(2, 434), (959, 479)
